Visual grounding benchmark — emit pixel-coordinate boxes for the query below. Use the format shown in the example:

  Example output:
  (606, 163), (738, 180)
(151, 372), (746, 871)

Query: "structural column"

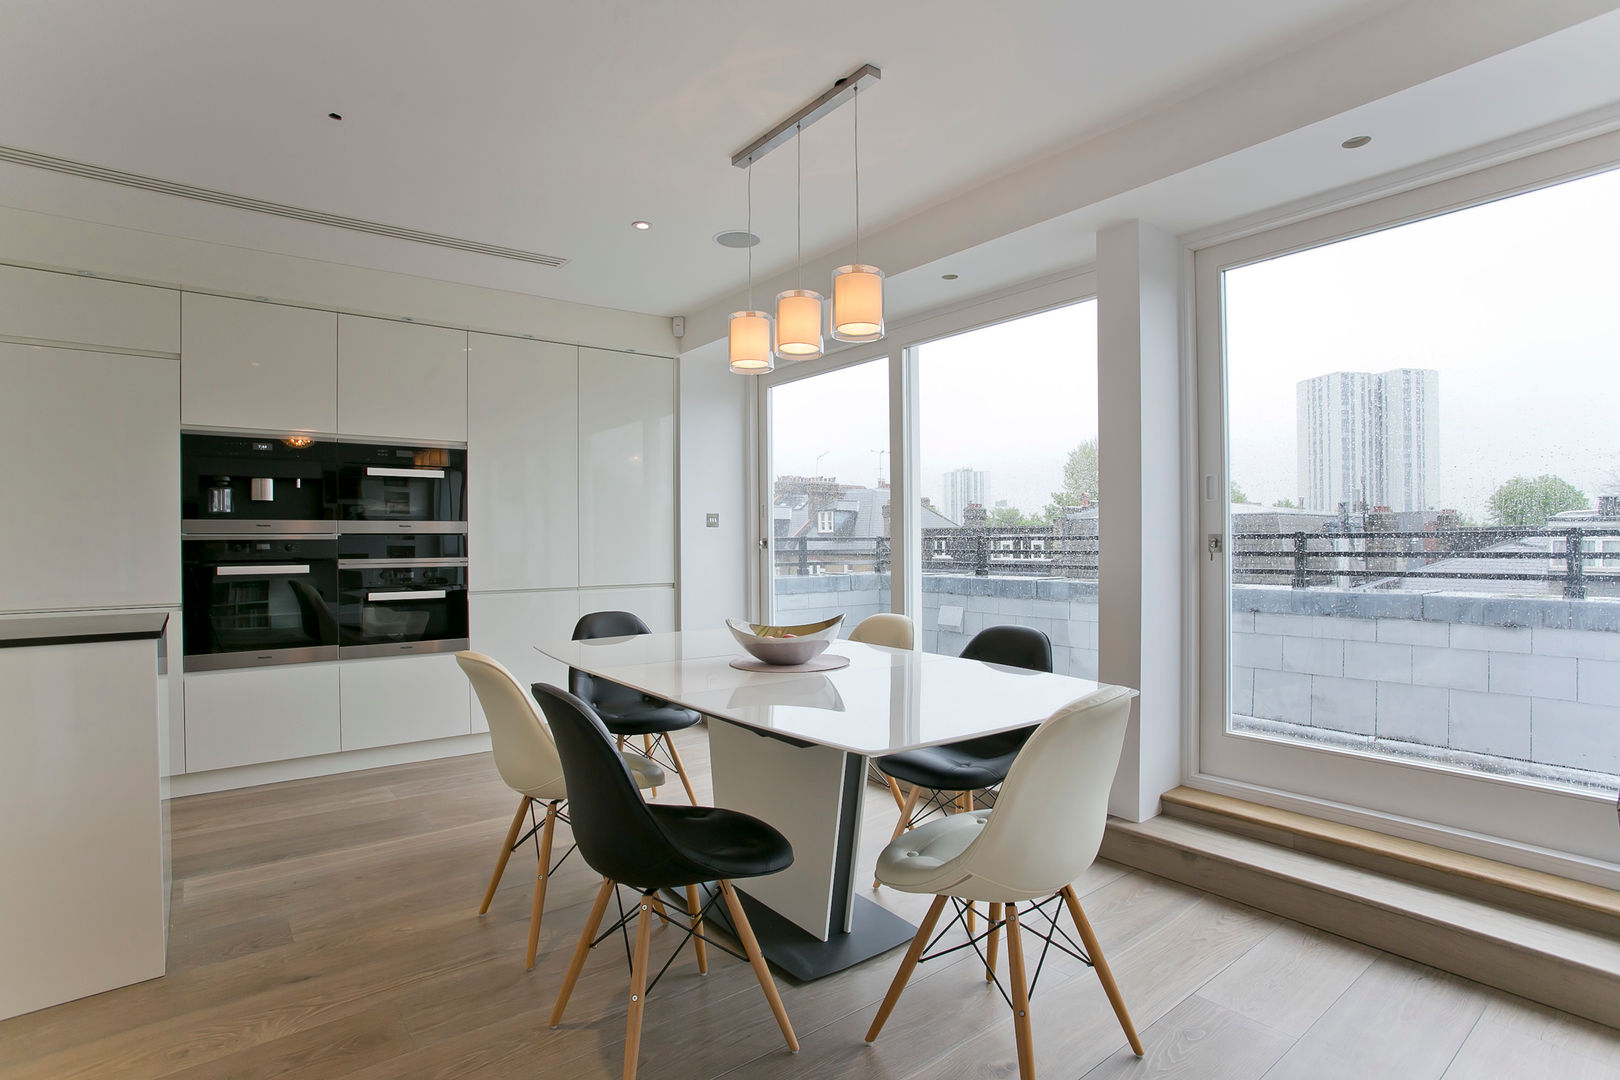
(1096, 219), (1184, 822)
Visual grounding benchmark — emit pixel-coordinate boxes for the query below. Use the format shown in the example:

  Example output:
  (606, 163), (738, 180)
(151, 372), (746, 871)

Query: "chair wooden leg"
(885, 775), (906, 811)
(525, 800), (559, 971)
(875, 783), (924, 889)
(480, 795), (530, 915)
(1004, 903), (1036, 1080)
(866, 893), (949, 1043)
(622, 890), (656, 1080)
(986, 901), (1003, 982)
(719, 881), (798, 1053)
(957, 792), (976, 936)
(664, 733), (700, 806)
(686, 884), (708, 974)
(550, 877), (615, 1028)
(1062, 885), (1143, 1056)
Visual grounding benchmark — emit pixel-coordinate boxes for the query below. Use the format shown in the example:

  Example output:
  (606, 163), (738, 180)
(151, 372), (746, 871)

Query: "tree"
(1230, 481), (1250, 504)
(1041, 439), (1099, 521)
(986, 505), (1037, 528)
(1486, 475), (1589, 526)
(1273, 497), (1300, 509)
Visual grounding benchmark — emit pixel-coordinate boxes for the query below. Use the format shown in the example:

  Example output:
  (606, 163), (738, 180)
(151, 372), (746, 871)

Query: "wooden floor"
(4, 729), (1618, 1080)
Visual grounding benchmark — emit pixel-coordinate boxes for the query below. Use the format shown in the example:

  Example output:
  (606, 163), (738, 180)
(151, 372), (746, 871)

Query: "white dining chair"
(849, 613), (918, 802)
(457, 651), (666, 970)
(864, 684), (1144, 1079)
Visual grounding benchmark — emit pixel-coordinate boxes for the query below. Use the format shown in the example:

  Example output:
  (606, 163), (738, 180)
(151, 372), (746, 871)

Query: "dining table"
(536, 626), (1117, 981)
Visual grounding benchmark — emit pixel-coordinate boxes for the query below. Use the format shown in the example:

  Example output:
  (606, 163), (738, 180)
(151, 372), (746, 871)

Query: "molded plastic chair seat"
(873, 728), (1032, 792)
(592, 699), (703, 735)
(874, 809), (989, 890)
(620, 751), (667, 790)
(645, 804), (795, 886)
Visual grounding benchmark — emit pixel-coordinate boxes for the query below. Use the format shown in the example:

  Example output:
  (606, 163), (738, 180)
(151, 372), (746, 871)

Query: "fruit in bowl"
(725, 615), (844, 666)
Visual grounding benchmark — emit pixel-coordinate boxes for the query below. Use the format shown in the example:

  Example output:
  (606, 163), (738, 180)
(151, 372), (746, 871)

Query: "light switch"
(705, 513), (720, 528)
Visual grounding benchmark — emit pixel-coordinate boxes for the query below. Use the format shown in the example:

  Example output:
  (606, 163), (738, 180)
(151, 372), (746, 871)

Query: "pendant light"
(832, 85), (884, 343)
(729, 163), (774, 374)
(775, 124), (824, 361)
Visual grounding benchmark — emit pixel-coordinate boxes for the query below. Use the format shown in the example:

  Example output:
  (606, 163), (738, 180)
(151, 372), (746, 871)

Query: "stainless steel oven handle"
(339, 558), (468, 569)
(367, 590), (447, 601)
(216, 564), (311, 577)
(365, 466), (446, 478)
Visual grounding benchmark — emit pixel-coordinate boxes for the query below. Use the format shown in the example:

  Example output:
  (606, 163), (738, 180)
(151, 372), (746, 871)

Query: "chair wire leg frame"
(617, 731), (701, 805)
(866, 887), (1143, 1066)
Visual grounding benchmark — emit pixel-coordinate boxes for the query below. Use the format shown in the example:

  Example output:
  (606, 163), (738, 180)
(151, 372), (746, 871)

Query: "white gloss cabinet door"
(338, 653), (471, 750)
(0, 265), (178, 353)
(0, 343), (179, 612)
(577, 348), (676, 587)
(576, 586), (677, 633)
(468, 335), (578, 590)
(337, 316), (467, 442)
(180, 294), (337, 433)
(468, 590), (579, 733)
(184, 663), (341, 772)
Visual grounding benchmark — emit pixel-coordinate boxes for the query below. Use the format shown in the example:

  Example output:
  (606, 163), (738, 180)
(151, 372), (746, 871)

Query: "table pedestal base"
(688, 883), (916, 982)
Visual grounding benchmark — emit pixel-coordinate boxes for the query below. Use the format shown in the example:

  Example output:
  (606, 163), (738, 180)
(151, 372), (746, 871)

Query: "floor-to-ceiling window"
(912, 301), (1100, 673)
(1197, 137), (1620, 882)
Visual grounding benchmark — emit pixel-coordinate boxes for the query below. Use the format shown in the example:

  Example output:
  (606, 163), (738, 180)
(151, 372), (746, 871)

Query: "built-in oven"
(337, 557), (468, 658)
(336, 442), (466, 530)
(181, 536), (340, 670)
(181, 433), (337, 536)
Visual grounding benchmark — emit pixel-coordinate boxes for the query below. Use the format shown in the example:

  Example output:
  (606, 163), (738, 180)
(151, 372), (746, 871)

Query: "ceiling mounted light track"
(727, 64), (885, 373)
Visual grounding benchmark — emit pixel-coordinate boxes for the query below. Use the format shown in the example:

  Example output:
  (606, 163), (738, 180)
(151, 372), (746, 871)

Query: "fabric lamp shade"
(729, 309), (775, 374)
(832, 264), (885, 342)
(775, 290), (824, 360)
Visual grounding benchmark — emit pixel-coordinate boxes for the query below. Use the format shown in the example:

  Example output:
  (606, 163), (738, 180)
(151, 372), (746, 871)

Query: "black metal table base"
(689, 884), (917, 982)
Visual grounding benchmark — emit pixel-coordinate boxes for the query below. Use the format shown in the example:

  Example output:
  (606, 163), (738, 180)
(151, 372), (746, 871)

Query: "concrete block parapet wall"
(1232, 585), (1620, 778)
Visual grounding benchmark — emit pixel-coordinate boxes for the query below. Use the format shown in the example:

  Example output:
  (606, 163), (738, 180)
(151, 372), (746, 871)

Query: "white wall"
(677, 338), (751, 628)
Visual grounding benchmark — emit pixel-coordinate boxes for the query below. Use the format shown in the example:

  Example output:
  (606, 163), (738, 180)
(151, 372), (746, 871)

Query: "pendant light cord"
(796, 123), (803, 286)
(746, 164), (754, 309)
(853, 86), (861, 266)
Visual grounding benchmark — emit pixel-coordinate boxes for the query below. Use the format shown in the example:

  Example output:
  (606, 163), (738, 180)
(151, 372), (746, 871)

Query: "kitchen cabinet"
(337, 316), (467, 443)
(577, 585), (676, 634)
(180, 294), (337, 433)
(338, 653), (471, 750)
(577, 348), (676, 588)
(467, 589), (578, 733)
(0, 264), (178, 353)
(468, 334), (578, 590)
(184, 663), (341, 772)
(0, 343), (179, 612)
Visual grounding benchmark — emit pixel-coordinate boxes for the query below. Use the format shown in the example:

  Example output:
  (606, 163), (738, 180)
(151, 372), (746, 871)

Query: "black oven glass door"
(182, 539), (340, 670)
(337, 444), (466, 527)
(337, 561), (469, 658)
(337, 532), (467, 561)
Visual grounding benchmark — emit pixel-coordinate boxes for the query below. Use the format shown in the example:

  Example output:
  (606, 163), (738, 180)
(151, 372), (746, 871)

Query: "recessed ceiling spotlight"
(632, 220), (651, 230)
(1341, 135), (1372, 149)
(714, 230), (761, 249)
(941, 273), (959, 280)
(328, 112), (343, 121)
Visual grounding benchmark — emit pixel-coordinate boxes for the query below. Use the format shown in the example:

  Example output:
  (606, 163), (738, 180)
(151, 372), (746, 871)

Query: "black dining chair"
(873, 624), (1054, 892)
(570, 610), (703, 804)
(532, 683), (799, 1080)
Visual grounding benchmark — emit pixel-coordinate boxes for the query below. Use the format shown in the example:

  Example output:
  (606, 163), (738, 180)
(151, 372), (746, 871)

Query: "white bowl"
(725, 614), (844, 666)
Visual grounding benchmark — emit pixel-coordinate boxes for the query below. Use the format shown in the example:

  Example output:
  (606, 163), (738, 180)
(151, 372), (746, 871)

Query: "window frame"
(1191, 130), (1620, 886)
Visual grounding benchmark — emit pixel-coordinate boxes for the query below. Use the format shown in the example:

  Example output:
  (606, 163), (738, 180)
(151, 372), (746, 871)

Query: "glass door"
(1196, 157), (1620, 881)
(763, 358), (890, 631)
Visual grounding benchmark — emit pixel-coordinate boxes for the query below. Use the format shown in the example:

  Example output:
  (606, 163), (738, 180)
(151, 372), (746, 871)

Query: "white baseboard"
(168, 733), (493, 797)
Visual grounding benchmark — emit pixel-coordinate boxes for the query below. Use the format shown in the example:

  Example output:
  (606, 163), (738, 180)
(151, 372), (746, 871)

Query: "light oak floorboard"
(3, 729), (1614, 1080)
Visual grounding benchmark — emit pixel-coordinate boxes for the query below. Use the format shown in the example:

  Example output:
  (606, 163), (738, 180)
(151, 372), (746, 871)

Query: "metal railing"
(1231, 527), (1620, 600)
(773, 527), (1100, 579)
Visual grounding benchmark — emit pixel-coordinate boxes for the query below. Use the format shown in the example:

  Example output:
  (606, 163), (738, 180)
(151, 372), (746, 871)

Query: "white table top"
(537, 627), (1120, 756)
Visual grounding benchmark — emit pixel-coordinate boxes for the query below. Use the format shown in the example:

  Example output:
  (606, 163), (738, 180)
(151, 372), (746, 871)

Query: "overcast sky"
(768, 164), (1619, 523)
(1227, 164), (1620, 519)
(770, 302), (1099, 516)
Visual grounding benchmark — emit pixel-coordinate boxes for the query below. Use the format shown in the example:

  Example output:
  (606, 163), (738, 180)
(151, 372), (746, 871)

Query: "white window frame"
(1192, 130), (1620, 887)
(816, 509), (835, 534)
(755, 272), (1097, 628)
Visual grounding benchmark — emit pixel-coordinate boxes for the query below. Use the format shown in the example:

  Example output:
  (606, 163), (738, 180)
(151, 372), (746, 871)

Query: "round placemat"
(729, 653), (851, 674)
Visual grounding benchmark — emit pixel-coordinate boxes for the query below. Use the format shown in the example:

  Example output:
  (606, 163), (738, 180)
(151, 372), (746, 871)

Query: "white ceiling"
(2, 0), (1618, 339)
